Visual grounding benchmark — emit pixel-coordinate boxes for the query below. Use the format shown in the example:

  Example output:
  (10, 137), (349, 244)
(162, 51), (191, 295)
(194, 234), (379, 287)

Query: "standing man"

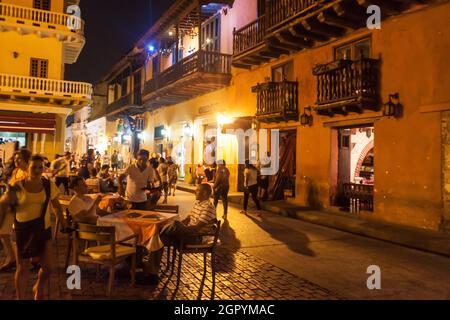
(102, 150), (110, 167)
(157, 158), (169, 204)
(241, 160), (262, 215)
(213, 160), (230, 219)
(52, 152), (71, 195)
(111, 150), (119, 172)
(118, 149), (155, 210)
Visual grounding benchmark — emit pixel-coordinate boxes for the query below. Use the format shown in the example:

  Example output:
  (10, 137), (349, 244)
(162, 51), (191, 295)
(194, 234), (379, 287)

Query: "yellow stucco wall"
(3, 0), (65, 13)
(0, 32), (64, 79)
(136, 2), (449, 230)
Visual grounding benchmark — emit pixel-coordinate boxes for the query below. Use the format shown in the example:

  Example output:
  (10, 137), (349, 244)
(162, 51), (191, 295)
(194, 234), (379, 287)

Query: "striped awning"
(0, 112), (56, 134)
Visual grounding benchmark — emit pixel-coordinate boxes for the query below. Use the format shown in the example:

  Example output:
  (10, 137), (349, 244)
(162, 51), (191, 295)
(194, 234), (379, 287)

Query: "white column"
(40, 133), (46, 155)
(32, 133), (38, 154)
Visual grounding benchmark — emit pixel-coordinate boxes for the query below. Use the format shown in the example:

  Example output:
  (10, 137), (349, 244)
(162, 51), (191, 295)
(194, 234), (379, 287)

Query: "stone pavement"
(0, 232), (343, 300)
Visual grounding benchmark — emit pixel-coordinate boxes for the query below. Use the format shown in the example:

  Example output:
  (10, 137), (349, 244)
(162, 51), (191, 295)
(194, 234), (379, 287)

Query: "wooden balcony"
(0, 73), (92, 109)
(233, 0), (415, 68)
(252, 80), (299, 122)
(142, 50), (232, 109)
(312, 58), (380, 116)
(0, 3), (85, 64)
(106, 93), (145, 120)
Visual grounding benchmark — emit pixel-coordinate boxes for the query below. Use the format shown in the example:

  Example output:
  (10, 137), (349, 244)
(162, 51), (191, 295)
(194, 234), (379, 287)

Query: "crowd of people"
(0, 144), (274, 299)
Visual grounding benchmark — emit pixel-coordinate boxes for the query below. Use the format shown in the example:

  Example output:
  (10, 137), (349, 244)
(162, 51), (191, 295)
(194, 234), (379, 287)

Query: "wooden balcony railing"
(252, 80), (299, 121)
(343, 183), (374, 212)
(0, 73), (92, 98)
(233, 15), (266, 56)
(107, 94), (132, 113)
(313, 58), (380, 106)
(267, 0), (321, 31)
(0, 3), (84, 34)
(144, 50), (232, 95)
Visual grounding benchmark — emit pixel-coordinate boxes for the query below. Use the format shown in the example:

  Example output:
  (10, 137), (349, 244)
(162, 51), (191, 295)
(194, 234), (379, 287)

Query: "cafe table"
(58, 193), (122, 212)
(97, 210), (178, 252)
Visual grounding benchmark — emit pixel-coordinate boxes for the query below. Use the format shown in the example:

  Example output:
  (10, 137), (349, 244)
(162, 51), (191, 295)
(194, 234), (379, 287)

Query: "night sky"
(65, 0), (174, 84)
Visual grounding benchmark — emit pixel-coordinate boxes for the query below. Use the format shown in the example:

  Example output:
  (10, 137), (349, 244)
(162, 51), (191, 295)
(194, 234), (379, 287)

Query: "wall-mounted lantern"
(383, 93), (401, 117)
(300, 106), (313, 127)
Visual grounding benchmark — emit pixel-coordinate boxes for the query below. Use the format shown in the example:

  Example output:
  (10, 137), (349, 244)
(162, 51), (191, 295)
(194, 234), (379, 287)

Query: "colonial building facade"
(0, 0), (92, 156)
(91, 0), (450, 232)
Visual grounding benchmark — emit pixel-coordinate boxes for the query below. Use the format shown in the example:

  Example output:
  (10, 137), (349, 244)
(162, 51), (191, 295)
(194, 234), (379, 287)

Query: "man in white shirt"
(68, 177), (110, 225)
(102, 150), (110, 166)
(148, 183), (217, 285)
(118, 149), (155, 210)
(157, 158), (169, 204)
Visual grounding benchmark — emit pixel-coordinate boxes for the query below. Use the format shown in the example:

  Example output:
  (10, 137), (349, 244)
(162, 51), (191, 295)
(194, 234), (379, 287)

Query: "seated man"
(68, 177), (110, 225)
(99, 165), (114, 193)
(146, 183), (216, 284)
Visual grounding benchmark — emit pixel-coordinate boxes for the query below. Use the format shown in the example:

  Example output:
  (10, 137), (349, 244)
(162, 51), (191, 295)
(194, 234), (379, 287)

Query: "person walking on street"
(0, 149), (32, 273)
(157, 158), (169, 204)
(196, 164), (205, 185)
(102, 150), (110, 167)
(213, 160), (230, 219)
(241, 160), (262, 216)
(167, 158), (179, 197)
(0, 155), (66, 300)
(118, 149), (155, 210)
(111, 150), (119, 172)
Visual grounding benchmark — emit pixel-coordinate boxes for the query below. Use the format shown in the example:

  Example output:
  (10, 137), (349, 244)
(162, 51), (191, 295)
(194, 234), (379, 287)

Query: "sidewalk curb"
(177, 184), (450, 258)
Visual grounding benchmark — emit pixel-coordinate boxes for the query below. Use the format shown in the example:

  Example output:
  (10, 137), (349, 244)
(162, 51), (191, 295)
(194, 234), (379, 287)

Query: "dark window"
(257, 0), (266, 17)
(154, 125), (165, 140)
(121, 78), (127, 97)
(30, 58), (48, 78)
(201, 13), (221, 52)
(272, 61), (294, 82)
(34, 0), (51, 10)
(335, 38), (371, 60)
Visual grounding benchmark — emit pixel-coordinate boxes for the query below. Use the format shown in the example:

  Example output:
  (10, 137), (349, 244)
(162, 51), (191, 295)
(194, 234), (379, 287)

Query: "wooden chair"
(154, 204), (179, 214)
(86, 178), (100, 194)
(153, 205), (179, 270)
(72, 223), (138, 298)
(172, 219), (221, 299)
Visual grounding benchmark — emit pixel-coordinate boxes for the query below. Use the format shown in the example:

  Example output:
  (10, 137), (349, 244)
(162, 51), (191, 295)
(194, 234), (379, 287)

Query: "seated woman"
(68, 177), (110, 225)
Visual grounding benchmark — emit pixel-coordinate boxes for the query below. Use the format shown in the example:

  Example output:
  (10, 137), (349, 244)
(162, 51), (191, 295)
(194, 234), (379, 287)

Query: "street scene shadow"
(246, 213), (316, 257)
(216, 218), (241, 273)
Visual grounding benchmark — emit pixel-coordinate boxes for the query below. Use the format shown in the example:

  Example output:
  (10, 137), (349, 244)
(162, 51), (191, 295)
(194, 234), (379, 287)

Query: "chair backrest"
(86, 178), (100, 193)
(154, 204), (179, 214)
(75, 223), (115, 242)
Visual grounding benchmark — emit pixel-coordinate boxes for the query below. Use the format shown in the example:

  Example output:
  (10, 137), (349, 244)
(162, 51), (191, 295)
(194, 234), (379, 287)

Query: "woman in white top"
(241, 160), (262, 215)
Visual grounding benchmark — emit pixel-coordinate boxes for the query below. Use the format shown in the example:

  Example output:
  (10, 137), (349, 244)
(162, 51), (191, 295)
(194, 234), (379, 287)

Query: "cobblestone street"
(1, 191), (450, 300)
(0, 239), (342, 300)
